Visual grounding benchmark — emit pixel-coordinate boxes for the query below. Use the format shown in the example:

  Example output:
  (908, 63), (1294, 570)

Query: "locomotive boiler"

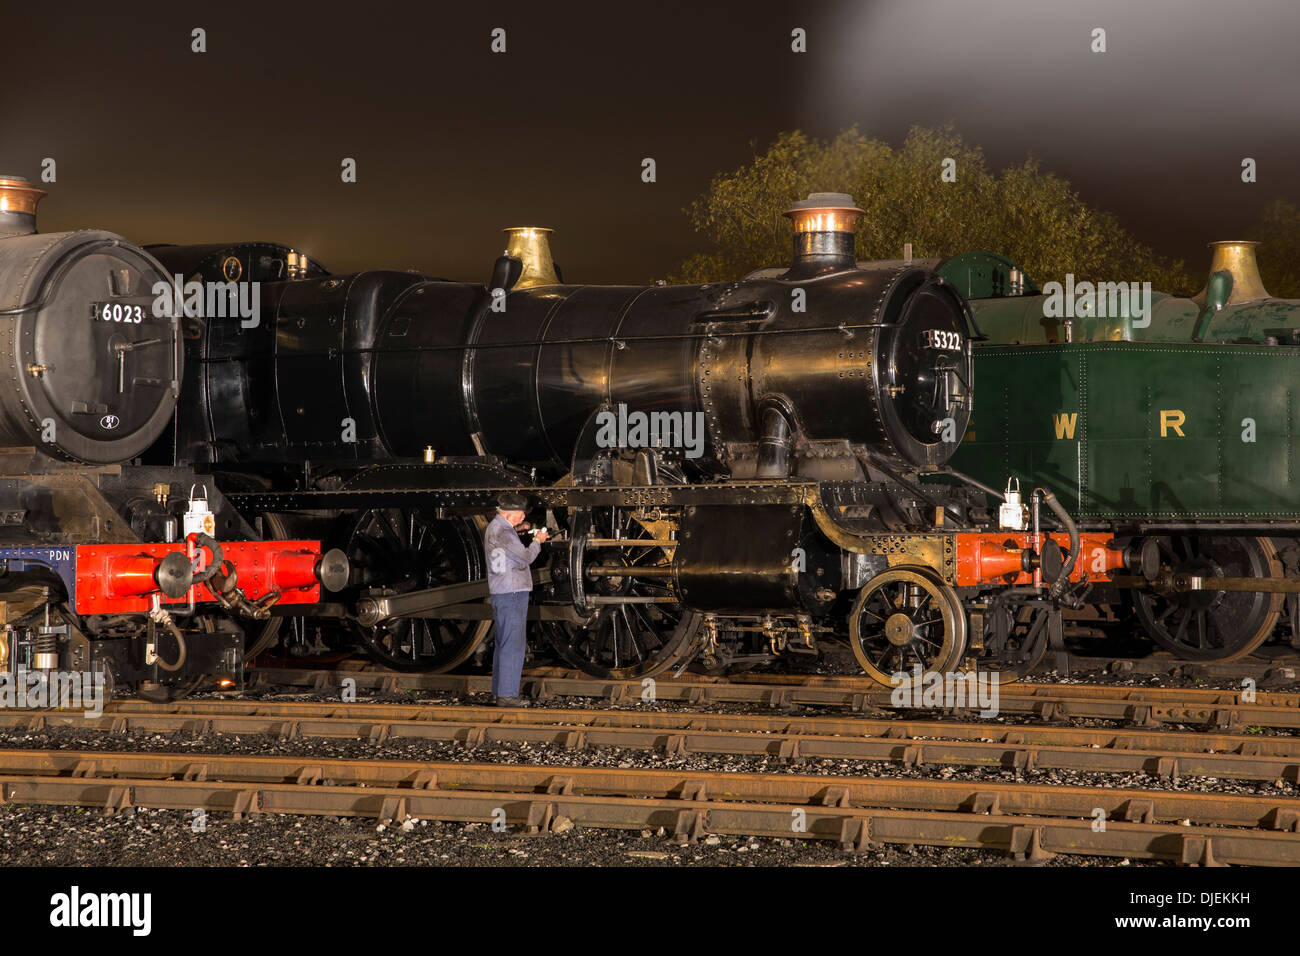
(158, 193), (1132, 684)
(0, 176), (181, 463)
(153, 195), (972, 478)
(0, 177), (347, 700)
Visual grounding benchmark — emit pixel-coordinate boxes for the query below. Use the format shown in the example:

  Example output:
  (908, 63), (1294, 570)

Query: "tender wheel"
(344, 509), (491, 672)
(544, 504), (697, 680)
(1134, 535), (1283, 661)
(849, 567), (966, 686)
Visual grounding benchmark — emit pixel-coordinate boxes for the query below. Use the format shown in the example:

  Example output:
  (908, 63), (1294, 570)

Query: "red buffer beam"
(74, 536), (342, 615)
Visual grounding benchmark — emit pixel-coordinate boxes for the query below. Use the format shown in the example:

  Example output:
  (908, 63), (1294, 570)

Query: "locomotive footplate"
(226, 481), (814, 512)
(228, 481), (963, 580)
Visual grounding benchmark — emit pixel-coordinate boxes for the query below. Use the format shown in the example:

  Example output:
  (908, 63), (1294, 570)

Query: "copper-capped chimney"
(1198, 240), (1270, 304)
(502, 226), (560, 288)
(0, 175), (46, 238)
(782, 192), (864, 277)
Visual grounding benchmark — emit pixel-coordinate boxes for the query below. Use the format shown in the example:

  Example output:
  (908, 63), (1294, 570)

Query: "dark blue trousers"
(490, 590), (530, 697)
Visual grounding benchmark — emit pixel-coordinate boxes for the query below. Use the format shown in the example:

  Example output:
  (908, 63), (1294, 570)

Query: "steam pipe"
(938, 465), (1006, 501)
(147, 597), (189, 672)
(755, 406), (793, 479)
(1035, 487), (1079, 599)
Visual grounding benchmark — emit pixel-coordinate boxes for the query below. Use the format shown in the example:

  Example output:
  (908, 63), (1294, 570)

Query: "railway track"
(1056, 653), (1299, 683)
(0, 744), (1296, 865)
(4, 698), (1300, 783)
(253, 647), (1300, 687)
(248, 667), (1300, 730)
(1, 694), (1298, 865)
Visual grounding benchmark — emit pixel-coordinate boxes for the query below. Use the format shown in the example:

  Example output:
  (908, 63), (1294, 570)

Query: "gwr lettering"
(1160, 409), (1186, 437)
(1053, 412), (1077, 439)
(1053, 410), (1190, 439)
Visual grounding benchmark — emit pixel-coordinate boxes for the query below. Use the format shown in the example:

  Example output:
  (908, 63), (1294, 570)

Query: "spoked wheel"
(1134, 535), (1283, 661)
(546, 609), (700, 681)
(544, 504), (698, 680)
(849, 567), (967, 686)
(344, 509), (491, 672)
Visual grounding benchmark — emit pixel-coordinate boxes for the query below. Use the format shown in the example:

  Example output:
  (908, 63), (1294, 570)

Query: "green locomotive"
(937, 242), (1300, 661)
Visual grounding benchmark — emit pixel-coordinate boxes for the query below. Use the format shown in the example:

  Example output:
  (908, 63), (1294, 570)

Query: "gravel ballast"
(0, 803), (1156, 868)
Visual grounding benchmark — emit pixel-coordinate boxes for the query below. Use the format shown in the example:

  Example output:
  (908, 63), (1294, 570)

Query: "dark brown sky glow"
(4, 0), (1297, 283)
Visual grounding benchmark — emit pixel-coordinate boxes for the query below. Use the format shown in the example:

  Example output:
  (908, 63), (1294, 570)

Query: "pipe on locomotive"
(1036, 488), (1080, 599)
(755, 404), (793, 479)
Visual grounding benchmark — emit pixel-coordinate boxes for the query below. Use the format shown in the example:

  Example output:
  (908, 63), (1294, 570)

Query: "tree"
(671, 126), (1194, 294)
(1251, 200), (1300, 299)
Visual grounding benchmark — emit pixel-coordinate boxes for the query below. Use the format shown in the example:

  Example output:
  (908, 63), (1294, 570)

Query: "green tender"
(948, 341), (1300, 520)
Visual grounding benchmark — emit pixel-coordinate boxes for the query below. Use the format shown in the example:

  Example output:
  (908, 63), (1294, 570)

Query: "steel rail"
(6, 702), (1299, 783)
(0, 750), (1296, 864)
(688, 671), (1300, 707)
(247, 669), (1300, 729)
(90, 698), (1300, 754)
(1056, 654), (1299, 682)
(265, 663), (1300, 705)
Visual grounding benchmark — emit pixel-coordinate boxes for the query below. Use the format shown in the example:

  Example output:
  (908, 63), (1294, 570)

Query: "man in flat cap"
(484, 492), (549, 706)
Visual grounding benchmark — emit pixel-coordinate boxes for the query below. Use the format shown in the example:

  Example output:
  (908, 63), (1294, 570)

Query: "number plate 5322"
(922, 329), (961, 350)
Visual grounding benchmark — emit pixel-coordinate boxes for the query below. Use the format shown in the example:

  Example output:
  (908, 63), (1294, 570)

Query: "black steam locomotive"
(0, 177), (346, 700)
(148, 193), (1133, 684)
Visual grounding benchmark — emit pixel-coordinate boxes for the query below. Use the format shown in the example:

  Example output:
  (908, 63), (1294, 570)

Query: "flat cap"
(497, 492), (528, 511)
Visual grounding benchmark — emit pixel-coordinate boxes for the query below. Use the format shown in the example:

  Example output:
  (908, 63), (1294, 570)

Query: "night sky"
(5, 0), (1298, 283)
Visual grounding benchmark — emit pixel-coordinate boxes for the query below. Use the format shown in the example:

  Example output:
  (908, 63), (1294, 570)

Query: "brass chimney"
(502, 226), (560, 288)
(782, 192), (864, 277)
(0, 175), (47, 237)
(1198, 241), (1270, 304)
